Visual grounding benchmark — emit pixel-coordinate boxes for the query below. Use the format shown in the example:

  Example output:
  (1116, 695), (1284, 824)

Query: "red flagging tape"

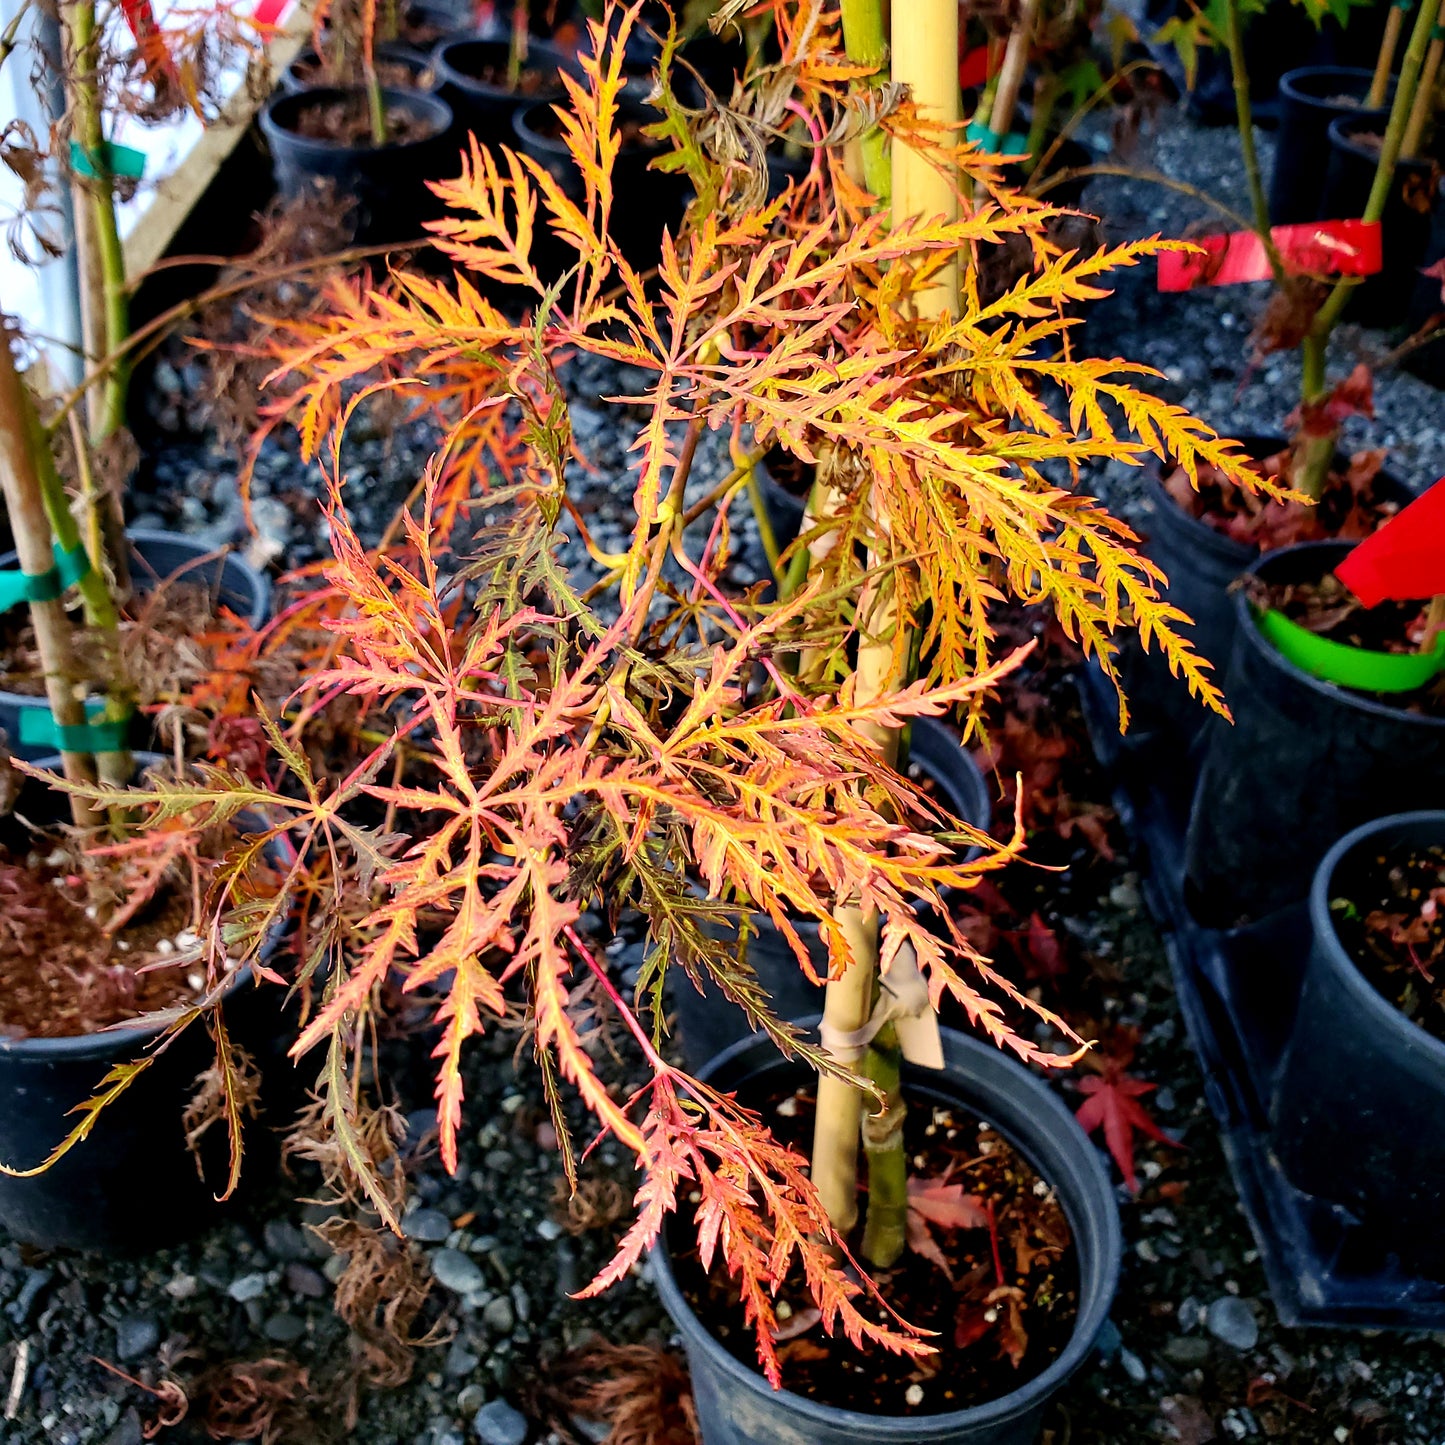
(1157, 219), (1382, 293)
(1335, 477), (1445, 607)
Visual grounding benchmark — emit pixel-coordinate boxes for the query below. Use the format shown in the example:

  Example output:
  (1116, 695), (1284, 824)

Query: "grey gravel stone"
(284, 1262), (329, 1299)
(473, 1398), (528, 1445)
(482, 1294), (516, 1334)
(115, 1314), (160, 1361)
(446, 1340), (481, 1378)
(1120, 1347), (1147, 1384)
(227, 1272), (269, 1303)
(431, 1248), (486, 1296)
(6, 1268), (52, 1325)
(1206, 1296), (1260, 1352)
(403, 1207), (454, 1243)
(102, 1410), (143, 1445)
(1164, 1335), (1213, 1368)
(262, 1219), (311, 1262)
(263, 1313), (306, 1344)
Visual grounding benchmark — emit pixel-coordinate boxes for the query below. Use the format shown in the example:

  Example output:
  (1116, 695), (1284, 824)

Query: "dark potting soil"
(673, 1083), (1079, 1416)
(1248, 571), (1430, 654)
(453, 57), (559, 95)
(289, 55), (435, 90)
(1331, 839), (1445, 1041)
(288, 93), (444, 146)
(0, 842), (218, 1040)
(1162, 447), (1401, 550)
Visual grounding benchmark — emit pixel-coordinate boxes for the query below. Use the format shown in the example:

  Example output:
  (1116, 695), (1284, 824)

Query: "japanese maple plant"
(62, 0), (1269, 1390)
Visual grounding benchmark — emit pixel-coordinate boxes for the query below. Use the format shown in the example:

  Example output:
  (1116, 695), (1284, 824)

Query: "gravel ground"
(5, 99), (1444, 1445)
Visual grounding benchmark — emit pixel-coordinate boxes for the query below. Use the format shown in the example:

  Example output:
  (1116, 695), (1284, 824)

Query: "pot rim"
(1142, 433), (1290, 569)
(431, 35), (572, 101)
(1278, 65), (1389, 110)
(260, 85), (453, 157)
(1309, 809), (1445, 1069)
(0, 758), (274, 1060)
(512, 95), (664, 157)
(1327, 112), (1435, 168)
(649, 1023), (1120, 1436)
(1236, 540), (1445, 730)
(283, 41), (437, 92)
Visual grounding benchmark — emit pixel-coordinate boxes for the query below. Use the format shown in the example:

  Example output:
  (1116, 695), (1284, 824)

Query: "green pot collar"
(1258, 606), (1445, 694)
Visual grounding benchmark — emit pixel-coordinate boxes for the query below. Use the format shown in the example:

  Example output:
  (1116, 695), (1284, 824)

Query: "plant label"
(1157, 219), (1382, 292)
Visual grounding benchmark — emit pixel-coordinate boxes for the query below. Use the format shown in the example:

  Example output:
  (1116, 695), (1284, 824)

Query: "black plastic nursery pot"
(0, 763), (286, 1252)
(1118, 436), (1281, 766)
(512, 98), (688, 274)
(1321, 114), (1435, 327)
(1270, 811), (1445, 1279)
(1268, 66), (1391, 225)
(0, 529), (271, 760)
(279, 41), (438, 95)
(650, 1026), (1121, 1445)
(432, 37), (572, 147)
(670, 717), (992, 1072)
(1182, 541), (1445, 927)
(260, 85), (457, 245)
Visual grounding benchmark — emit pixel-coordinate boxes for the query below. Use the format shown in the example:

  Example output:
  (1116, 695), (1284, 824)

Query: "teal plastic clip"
(966, 119), (1030, 157)
(0, 541), (94, 610)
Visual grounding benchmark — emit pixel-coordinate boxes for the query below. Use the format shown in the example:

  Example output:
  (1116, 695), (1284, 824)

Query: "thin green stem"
(859, 1019), (909, 1267)
(1297, 0), (1439, 496)
(742, 459), (781, 582)
(365, 63), (388, 147)
(1223, 0), (1283, 282)
(841, 0), (891, 203)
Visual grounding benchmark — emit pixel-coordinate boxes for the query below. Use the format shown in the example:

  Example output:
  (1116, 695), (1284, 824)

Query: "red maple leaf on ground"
(1074, 1056), (1182, 1192)
(906, 1176), (989, 1281)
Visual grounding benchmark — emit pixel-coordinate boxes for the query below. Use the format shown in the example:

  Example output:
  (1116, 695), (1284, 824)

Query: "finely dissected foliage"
(66, 0), (1276, 1378)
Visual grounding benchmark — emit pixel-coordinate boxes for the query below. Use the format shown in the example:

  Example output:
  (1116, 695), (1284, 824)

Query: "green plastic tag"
(69, 139), (147, 181)
(966, 120), (1030, 157)
(18, 702), (132, 754)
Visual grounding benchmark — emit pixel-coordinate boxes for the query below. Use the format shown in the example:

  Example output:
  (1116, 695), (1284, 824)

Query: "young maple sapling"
(70, 0), (1279, 1385)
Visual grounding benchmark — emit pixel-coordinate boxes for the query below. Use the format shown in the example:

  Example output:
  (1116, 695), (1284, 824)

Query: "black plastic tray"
(1076, 662), (1445, 1328)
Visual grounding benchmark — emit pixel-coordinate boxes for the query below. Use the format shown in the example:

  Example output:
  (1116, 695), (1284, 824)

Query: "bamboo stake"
(985, 0), (1040, 149)
(1401, 0), (1445, 156)
(0, 342), (100, 828)
(63, 0), (131, 595)
(810, 0), (960, 1267)
(1369, 1), (1410, 110)
(893, 0), (962, 312)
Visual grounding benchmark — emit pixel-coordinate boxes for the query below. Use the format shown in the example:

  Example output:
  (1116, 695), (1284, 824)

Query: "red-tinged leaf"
(907, 1211), (954, 1282)
(1074, 1065), (1182, 1192)
(1423, 255), (1445, 305)
(1018, 912), (1068, 982)
(954, 1301), (992, 1350)
(908, 1177), (990, 1231)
